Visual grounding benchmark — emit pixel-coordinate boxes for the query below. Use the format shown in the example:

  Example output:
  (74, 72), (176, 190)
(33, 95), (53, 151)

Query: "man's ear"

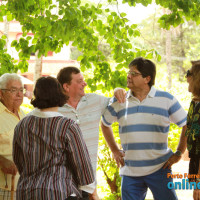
(145, 76), (151, 84)
(62, 83), (70, 93)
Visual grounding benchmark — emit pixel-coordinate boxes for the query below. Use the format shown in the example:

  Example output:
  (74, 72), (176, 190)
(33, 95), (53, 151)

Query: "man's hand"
(0, 156), (18, 175)
(114, 88), (126, 103)
(162, 154), (181, 169)
(1, 164), (18, 175)
(113, 149), (125, 168)
(89, 189), (100, 200)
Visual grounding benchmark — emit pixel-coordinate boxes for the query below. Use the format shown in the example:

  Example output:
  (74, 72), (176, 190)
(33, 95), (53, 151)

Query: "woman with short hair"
(185, 61), (200, 200)
(13, 76), (95, 200)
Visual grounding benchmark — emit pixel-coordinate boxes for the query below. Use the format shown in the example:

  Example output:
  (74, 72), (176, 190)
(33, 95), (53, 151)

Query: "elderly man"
(0, 73), (25, 200)
(57, 66), (125, 199)
(101, 57), (187, 200)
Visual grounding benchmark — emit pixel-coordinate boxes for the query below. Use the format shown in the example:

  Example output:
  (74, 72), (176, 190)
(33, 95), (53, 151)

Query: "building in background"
(0, 20), (79, 98)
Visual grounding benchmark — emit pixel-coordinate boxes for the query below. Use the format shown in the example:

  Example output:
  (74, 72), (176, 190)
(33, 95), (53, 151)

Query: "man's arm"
(175, 125), (187, 154)
(163, 125), (187, 169)
(101, 122), (125, 167)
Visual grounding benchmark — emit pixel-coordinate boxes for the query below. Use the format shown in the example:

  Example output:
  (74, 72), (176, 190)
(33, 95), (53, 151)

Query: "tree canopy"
(0, 0), (200, 90)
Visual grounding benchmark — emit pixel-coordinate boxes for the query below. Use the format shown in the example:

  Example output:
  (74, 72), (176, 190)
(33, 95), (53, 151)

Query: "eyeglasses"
(127, 71), (142, 77)
(185, 70), (193, 78)
(1, 88), (26, 94)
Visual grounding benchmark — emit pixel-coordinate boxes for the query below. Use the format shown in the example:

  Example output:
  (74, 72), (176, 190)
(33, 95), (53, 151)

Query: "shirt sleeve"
(79, 182), (96, 193)
(65, 121), (95, 186)
(96, 94), (110, 115)
(101, 97), (118, 127)
(0, 129), (13, 159)
(168, 96), (187, 127)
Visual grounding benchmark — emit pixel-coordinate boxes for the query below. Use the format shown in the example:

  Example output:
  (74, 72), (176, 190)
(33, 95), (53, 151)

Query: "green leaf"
(1, 35), (7, 40)
(26, 36), (32, 40)
(120, 12), (127, 17)
(11, 40), (18, 47)
(105, 8), (110, 12)
(6, 13), (13, 21)
(32, 38), (38, 44)
(46, 10), (51, 17)
(58, 10), (63, 15)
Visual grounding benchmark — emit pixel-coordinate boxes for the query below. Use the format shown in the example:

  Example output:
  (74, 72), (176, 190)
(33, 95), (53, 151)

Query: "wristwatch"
(196, 178), (200, 182)
(174, 150), (182, 157)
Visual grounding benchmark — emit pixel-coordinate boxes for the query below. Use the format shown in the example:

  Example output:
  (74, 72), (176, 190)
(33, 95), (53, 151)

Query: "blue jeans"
(121, 168), (178, 200)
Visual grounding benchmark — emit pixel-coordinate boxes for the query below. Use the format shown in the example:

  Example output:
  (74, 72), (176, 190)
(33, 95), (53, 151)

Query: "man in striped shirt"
(101, 57), (187, 200)
(57, 67), (125, 199)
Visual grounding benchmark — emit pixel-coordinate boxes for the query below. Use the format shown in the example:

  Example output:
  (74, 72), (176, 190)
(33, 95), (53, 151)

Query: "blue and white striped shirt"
(102, 87), (187, 176)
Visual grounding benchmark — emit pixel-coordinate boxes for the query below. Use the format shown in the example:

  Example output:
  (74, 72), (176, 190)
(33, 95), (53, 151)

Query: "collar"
(80, 95), (87, 102)
(0, 102), (7, 113)
(0, 101), (21, 114)
(29, 108), (64, 118)
(148, 86), (156, 97)
(127, 86), (156, 99)
(63, 95), (87, 108)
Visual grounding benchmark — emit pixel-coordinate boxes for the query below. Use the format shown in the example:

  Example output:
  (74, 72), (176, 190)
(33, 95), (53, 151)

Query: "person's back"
(13, 77), (95, 200)
(14, 112), (94, 200)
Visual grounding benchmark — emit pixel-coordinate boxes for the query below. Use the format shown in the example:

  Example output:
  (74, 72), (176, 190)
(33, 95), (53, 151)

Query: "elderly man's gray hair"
(0, 73), (23, 89)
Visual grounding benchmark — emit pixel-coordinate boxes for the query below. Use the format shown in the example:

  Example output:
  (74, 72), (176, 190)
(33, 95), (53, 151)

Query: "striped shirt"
(102, 87), (187, 177)
(58, 93), (109, 175)
(13, 109), (94, 200)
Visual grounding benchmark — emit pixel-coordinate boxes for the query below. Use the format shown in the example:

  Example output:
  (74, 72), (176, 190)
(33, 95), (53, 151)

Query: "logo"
(167, 173), (200, 190)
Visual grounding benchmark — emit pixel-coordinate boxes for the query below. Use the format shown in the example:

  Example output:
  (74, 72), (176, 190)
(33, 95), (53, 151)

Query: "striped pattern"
(58, 93), (109, 177)
(13, 111), (94, 200)
(102, 87), (187, 177)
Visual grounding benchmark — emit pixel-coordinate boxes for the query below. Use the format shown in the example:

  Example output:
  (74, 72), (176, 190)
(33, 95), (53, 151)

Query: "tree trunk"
(166, 29), (172, 89)
(34, 51), (43, 83)
(98, 154), (121, 200)
(4, 17), (9, 49)
(178, 24), (186, 81)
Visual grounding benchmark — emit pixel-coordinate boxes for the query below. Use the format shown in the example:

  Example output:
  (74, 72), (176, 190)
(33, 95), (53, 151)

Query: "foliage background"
(1, 0), (199, 199)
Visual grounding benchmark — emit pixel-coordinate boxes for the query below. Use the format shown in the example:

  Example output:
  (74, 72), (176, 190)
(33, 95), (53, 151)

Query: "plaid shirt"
(13, 110), (94, 200)
(0, 188), (16, 200)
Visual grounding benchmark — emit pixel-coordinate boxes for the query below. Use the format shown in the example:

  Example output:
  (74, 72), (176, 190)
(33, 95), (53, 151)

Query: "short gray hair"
(0, 73), (23, 89)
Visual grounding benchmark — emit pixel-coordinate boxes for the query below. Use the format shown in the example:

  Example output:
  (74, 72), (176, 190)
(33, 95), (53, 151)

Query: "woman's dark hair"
(129, 57), (156, 87)
(31, 76), (67, 109)
(191, 60), (200, 100)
